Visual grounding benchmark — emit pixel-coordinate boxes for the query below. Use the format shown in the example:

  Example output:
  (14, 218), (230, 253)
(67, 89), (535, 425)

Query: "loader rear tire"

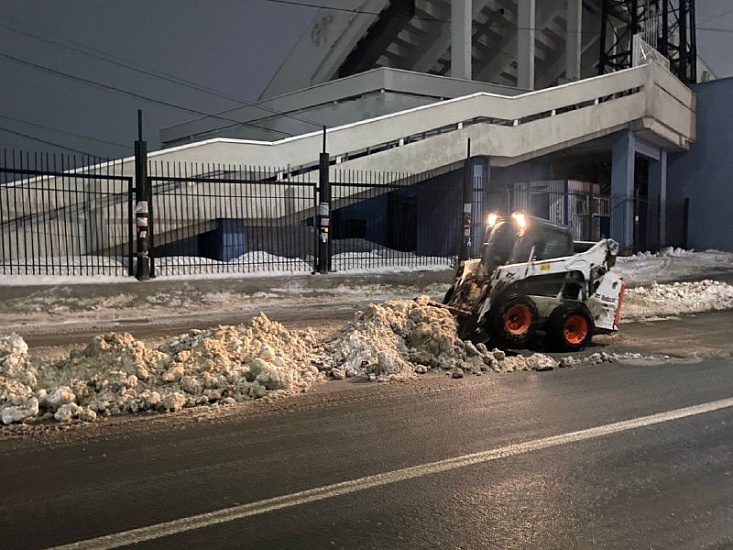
(490, 295), (538, 349)
(547, 303), (595, 352)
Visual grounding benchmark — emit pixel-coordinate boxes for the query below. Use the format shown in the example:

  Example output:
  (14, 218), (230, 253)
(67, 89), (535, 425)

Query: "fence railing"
(329, 170), (462, 272)
(0, 150), (690, 278)
(148, 162), (317, 276)
(0, 150), (133, 276)
(504, 186), (687, 252)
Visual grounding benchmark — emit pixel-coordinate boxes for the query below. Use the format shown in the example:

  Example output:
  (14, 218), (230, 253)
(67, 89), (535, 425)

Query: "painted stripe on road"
(48, 397), (733, 550)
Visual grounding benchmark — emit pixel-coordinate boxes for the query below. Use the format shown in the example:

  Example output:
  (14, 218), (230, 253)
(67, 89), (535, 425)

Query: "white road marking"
(48, 397), (733, 550)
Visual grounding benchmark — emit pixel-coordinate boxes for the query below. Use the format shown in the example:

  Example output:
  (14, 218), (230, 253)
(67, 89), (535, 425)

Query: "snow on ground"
(2, 247), (731, 286)
(3, 246), (733, 426)
(623, 280), (733, 321)
(615, 247), (733, 286)
(0, 250), (452, 283)
(0, 298), (649, 425)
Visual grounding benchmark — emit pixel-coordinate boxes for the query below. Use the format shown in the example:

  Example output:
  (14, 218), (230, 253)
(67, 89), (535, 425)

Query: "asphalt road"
(1, 351), (733, 549)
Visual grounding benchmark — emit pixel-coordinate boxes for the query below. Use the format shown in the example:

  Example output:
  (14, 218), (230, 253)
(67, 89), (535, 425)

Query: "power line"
(0, 15), (323, 129)
(0, 125), (99, 157)
(0, 52), (296, 138)
(0, 114), (131, 151)
(697, 26), (733, 35)
(261, 0), (409, 18)
(698, 6), (733, 25)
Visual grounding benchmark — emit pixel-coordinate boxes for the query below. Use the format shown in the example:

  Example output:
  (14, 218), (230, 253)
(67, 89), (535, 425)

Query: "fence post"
(459, 139), (472, 262)
(683, 197), (690, 249)
(317, 127), (331, 274)
(134, 109), (150, 281)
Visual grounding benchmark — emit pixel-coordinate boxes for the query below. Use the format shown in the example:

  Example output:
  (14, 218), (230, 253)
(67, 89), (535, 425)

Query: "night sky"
(0, 0), (731, 158)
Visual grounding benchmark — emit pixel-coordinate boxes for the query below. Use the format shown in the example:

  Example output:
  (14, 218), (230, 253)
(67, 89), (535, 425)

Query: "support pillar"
(649, 150), (668, 246)
(451, 0), (472, 80)
(566, 0), (582, 81)
(518, 0), (535, 90)
(611, 131), (635, 250)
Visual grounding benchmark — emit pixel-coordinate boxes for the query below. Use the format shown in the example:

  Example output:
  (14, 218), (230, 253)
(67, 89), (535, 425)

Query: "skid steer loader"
(442, 211), (625, 351)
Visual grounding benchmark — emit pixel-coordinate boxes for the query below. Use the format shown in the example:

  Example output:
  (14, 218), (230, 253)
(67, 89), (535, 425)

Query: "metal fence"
(0, 150), (133, 276)
(148, 162), (317, 276)
(329, 170), (462, 271)
(0, 149), (691, 278)
(145, 166), (461, 275)
(504, 185), (688, 252)
(609, 193), (689, 252)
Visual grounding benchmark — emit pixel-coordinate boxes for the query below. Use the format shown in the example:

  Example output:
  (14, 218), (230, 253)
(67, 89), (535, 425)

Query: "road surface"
(1, 310), (733, 549)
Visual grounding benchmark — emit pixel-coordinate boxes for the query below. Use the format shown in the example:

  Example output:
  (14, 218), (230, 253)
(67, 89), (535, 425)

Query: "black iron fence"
(328, 170), (462, 271)
(147, 162), (318, 276)
(0, 149), (691, 278)
(503, 184), (688, 253)
(0, 150), (133, 276)
(609, 193), (689, 252)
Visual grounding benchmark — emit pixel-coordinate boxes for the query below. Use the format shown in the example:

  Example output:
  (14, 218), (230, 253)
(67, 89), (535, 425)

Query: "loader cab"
(481, 212), (573, 274)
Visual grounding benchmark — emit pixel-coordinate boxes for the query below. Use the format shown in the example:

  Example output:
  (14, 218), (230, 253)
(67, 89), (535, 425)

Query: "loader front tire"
(490, 296), (538, 349)
(442, 285), (455, 305)
(547, 303), (594, 352)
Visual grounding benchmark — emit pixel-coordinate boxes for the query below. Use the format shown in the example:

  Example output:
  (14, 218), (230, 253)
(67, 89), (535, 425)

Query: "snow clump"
(319, 297), (561, 380)
(1, 314), (325, 424)
(0, 333), (39, 425)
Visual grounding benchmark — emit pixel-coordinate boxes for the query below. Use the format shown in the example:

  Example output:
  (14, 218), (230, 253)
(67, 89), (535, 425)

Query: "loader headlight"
(486, 212), (499, 228)
(511, 211), (527, 228)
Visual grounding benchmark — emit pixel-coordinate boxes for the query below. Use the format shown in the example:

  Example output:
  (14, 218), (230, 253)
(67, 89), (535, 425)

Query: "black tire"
(547, 303), (595, 352)
(456, 314), (479, 341)
(442, 285), (455, 305)
(489, 295), (538, 349)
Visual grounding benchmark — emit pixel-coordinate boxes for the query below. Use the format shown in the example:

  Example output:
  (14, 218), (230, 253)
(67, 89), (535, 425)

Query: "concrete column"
(611, 131), (636, 250)
(451, 0), (472, 80)
(649, 150), (668, 246)
(566, 0), (582, 81)
(517, 0), (535, 90)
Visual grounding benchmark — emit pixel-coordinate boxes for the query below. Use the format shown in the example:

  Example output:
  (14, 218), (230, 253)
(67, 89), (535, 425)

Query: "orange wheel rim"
(504, 304), (532, 335)
(563, 314), (589, 345)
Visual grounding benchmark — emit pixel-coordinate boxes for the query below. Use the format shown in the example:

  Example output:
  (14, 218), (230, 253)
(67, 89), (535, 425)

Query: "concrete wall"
(668, 76), (733, 251)
(161, 68), (525, 148)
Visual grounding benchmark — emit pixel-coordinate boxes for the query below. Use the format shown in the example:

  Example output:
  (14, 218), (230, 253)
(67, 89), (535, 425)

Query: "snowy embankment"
(615, 247), (733, 286)
(615, 248), (733, 320)
(623, 280), (733, 320)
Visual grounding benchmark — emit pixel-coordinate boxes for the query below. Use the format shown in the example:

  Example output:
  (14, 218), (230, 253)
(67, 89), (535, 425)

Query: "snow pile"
(0, 334), (40, 425)
(623, 280), (733, 320)
(629, 247), (693, 259)
(6, 277), (732, 426)
(0, 315), (325, 424)
(331, 251), (451, 273)
(320, 297), (563, 381)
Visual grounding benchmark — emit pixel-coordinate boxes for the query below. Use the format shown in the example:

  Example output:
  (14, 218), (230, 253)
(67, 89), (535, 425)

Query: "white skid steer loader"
(442, 211), (625, 351)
